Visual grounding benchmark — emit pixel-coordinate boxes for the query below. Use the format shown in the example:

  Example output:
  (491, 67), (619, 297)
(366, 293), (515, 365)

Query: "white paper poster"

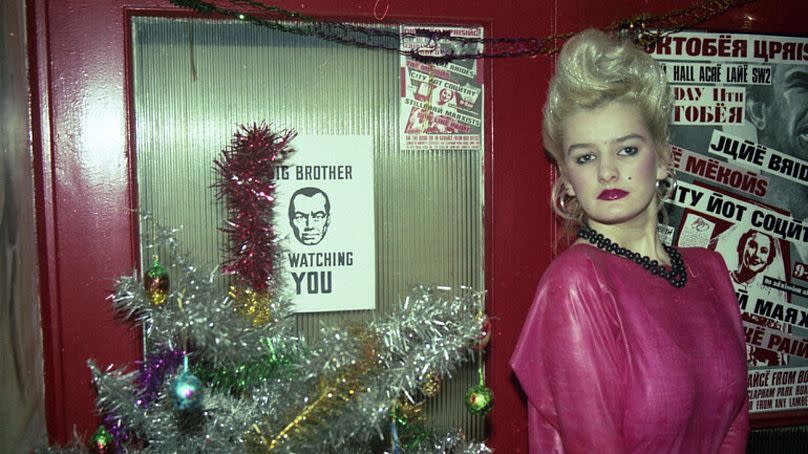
(273, 135), (376, 313)
(399, 25), (484, 151)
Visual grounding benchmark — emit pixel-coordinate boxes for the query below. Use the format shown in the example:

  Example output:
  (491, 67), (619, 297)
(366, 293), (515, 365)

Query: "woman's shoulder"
(550, 242), (608, 266)
(679, 246), (731, 275)
(537, 244), (611, 293)
(529, 244), (620, 329)
(679, 245), (723, 260)
(546, 242), (616, 272)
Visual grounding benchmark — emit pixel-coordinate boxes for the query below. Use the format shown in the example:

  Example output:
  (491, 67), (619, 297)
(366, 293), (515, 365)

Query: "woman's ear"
(657, 164), (669, 182)
(561, 175), (576, 197)
(657, 145), (673, 181)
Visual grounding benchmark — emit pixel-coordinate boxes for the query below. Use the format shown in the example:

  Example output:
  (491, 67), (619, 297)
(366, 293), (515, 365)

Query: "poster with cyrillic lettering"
(649, 31), (808, 419)
(272, 136), (375, 313)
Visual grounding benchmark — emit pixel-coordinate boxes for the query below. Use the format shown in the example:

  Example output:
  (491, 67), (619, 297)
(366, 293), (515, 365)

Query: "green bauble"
(88, 425), (114, 454)
(464, 384), (494, 416)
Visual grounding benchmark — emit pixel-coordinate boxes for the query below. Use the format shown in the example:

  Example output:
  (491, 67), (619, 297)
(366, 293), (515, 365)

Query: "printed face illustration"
(748, 64), (808, 160)
(438, 88), (453, 105)
(289, 188), (330, 246)
(561, 101), (667, 229)
(740, 231), (774, 274)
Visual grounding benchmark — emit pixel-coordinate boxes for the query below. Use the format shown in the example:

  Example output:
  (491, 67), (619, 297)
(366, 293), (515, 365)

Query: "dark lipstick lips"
(598, 189), (629, 200)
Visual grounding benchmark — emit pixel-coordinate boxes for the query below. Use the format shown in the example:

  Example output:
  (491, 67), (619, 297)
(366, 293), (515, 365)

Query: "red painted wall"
(28, 0), (808, 451)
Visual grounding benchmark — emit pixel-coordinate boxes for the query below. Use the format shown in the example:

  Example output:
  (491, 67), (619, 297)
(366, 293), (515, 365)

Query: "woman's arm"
(511, 255), (627, 453)
(709, 249), (751, 453)
(719, 398), (750, 453)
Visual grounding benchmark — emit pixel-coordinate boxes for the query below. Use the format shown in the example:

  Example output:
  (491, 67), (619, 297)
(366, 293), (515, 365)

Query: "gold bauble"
(230, 285), (272, 326)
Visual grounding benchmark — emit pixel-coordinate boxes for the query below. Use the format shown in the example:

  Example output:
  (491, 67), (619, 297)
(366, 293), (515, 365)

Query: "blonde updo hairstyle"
(543, 29), (674, 226)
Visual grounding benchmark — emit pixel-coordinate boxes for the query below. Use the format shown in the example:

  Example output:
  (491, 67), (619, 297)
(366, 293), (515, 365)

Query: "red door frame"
(29, 1), (554, 451)
(28, 0), (808, 451)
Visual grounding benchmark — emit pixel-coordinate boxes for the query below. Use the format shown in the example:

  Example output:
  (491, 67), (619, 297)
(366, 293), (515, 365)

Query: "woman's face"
(561, 101), (667, 230)
(741, 232), (773, 274)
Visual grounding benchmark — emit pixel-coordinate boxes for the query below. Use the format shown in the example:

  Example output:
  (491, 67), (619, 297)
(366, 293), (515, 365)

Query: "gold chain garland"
(244, 326), (379, 452)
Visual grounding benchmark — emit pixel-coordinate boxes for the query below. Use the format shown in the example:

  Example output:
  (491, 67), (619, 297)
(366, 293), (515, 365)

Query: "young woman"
(510, 30), (749, 453)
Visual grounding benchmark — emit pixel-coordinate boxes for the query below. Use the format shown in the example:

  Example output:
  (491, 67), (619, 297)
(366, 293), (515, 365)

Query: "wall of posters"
(273, 136), (376, 313)
(399, 25), (484, 151)
(649, 31), (808, 415)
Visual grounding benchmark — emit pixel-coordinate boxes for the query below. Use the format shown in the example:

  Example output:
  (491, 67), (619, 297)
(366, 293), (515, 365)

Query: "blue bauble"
(171, 372), (204, 411)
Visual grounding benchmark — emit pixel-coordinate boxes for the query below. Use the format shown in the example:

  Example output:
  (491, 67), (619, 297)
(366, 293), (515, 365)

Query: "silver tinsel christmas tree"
(46, 125), (491, 453)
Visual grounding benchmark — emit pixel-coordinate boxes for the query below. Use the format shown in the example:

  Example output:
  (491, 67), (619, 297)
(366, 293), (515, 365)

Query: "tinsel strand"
(213, 123), (296, 292)
(113, 214), (297, 367)
(243, 286), (487, 453)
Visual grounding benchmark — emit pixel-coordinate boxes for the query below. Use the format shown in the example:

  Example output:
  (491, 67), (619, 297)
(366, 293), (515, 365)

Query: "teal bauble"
(172, 372), (205, 411)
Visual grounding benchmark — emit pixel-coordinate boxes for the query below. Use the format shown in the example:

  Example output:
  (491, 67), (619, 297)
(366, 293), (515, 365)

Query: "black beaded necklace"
(577, 226), (687, 288)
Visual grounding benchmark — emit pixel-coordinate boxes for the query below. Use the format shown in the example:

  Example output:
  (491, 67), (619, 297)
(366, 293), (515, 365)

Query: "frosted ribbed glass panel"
(132, 16), (484, 440)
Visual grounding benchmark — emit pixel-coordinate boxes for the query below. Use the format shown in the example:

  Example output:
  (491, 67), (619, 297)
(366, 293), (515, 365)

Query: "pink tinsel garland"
(214, 123), (296, 291)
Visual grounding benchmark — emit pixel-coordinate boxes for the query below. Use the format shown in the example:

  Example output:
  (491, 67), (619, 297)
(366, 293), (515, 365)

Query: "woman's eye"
(618, 146), (639, 156)
(575, 154), (595, 165)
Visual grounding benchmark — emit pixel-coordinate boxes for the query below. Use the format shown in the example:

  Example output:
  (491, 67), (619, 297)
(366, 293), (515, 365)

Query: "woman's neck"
(580, 212), (670, 264)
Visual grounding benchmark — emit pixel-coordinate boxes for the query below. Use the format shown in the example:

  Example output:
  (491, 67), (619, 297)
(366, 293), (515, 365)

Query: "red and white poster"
(649, 31), (808, 414)
(399, 25), (484, 151)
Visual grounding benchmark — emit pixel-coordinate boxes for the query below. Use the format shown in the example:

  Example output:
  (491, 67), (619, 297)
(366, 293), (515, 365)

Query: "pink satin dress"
(510, 244), (749, 453)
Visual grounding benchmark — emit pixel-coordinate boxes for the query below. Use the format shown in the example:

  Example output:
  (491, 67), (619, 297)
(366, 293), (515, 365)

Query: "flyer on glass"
(272, 135), (376, 313)
(399, 25), (484, 151)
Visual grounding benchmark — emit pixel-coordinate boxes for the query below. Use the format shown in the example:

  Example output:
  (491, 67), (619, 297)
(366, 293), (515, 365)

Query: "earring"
(559, 194), (569, 213)
(558, 192), (577, 216)
(554, 176), (577, 217)
(668, 172), (678, 196)
(656, 172), (678, 199)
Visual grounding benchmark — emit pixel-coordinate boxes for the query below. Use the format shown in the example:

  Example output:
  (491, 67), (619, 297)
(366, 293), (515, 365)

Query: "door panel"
(131, 15), (485, 438)
(31, 2), (551, 451)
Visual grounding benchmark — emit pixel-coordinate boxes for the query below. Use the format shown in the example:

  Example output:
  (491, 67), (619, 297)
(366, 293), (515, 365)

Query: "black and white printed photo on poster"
(273, 136), (375, 313)
(648, 31), (808, 414)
